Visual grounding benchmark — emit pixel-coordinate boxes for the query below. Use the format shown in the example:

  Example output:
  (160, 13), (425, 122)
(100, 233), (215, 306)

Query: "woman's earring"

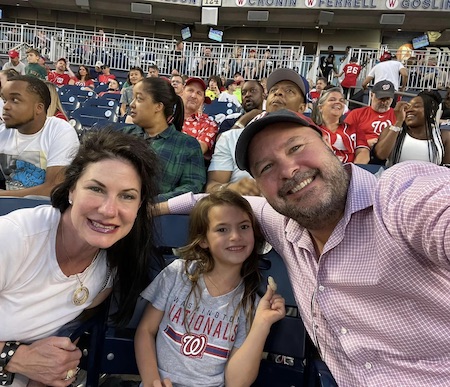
(69, 199), (73, 205)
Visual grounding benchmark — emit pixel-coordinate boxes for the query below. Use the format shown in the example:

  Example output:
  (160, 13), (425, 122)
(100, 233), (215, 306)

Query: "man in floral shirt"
(182, 77), (218, 163)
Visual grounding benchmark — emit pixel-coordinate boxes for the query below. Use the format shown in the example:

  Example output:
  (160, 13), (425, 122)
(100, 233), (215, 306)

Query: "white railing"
(1, 22), (448, 90)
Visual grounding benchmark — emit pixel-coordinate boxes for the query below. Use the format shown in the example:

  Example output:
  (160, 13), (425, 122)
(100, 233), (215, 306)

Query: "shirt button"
(318, 285), (325, 292)
(340, 327), (348, 335)
(365, 362), (372, 370)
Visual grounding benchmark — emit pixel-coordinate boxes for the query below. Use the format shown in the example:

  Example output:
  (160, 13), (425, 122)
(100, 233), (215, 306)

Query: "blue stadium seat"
(69, 106), (119, 135)
(0, 197), (50, 216)
(59, 93), (81, 115)
(98, 92), (121, 102)
(94, 83), (109, 94)
(203, 100), (241, 124)
(82, 98), (120, 116)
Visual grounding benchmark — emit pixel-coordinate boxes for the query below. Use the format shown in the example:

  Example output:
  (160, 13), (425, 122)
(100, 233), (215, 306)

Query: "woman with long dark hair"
(0, 130), (160, 385)
(373, 90), (450, 166)
(122, 77), (206, 202)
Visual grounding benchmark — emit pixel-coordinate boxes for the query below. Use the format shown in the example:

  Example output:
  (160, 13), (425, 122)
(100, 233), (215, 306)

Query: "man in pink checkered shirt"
(165, 109), (450, 386)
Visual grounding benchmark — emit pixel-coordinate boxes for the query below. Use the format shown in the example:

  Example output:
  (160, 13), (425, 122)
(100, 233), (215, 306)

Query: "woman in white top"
(373, 90), (450, 166)
(0, 130), (160, 386)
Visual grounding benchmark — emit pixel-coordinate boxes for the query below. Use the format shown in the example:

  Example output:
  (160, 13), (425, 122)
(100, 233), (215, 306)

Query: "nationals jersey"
(340, 63), (361, 88)
(320, 122), (369, 163)
(345, 107), (396, 142)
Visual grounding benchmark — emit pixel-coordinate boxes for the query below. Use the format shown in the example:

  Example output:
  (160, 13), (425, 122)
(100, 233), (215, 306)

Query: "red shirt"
(340, 63), (361, 88)
(71, 77), (95, 88)
(182, 113), (218, 161)
(345, 107), (396, 142)
(309, 90), (321, 104)
(320, 122), (369, 164)
(98, 74), (116, 84)
(47, 71), (71, 87)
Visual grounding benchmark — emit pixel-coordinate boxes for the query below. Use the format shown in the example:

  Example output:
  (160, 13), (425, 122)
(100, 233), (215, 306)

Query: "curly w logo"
(181, 333), (208, 358)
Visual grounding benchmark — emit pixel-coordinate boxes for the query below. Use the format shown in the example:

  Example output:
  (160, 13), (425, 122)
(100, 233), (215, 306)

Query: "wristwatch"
(389, 125), (402, 133)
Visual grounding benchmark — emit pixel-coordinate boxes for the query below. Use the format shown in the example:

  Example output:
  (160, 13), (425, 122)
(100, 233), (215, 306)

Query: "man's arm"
(362, 75), (374, 90)
(399, 67), (408, 91)
(0, 166), (65, 197)
(353, 148), (370, 164)
(206, 170), (232, 193)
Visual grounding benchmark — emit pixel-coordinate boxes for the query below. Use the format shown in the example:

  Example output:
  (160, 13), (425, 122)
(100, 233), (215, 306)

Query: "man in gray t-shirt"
(2, 50), (26, 75)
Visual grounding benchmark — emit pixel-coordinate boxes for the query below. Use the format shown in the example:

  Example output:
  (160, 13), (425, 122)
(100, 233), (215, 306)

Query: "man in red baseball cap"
(181, 77), (218, 162)
(2, 50), (26, 75)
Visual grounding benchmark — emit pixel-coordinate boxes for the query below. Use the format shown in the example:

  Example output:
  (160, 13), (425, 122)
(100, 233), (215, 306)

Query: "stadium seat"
(59, 93), (81, 115)
(0, 196), (50, 216)
(82, 98), (120, 116)
(98, 92), (121, 102)
(69, 106), (119, 135)
(59, 85), (81, 96)
(203, 100), (241, 124)
(94, 83), (109, 94)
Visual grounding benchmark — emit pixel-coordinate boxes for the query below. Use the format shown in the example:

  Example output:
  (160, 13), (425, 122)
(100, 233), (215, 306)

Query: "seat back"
(203, 100), (241, 124)
(0, 197), (50, 216)
(59, 93), (81, 115)
(69, 106), (119, 133)
(82, 98), (120, 116)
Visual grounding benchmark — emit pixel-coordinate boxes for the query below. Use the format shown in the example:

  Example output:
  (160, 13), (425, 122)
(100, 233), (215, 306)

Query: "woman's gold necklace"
(60, 222), (99, 306)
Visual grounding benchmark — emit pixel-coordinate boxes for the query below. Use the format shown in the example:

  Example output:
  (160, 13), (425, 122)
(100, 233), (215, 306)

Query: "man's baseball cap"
(8, 50), (19, 59)
(266, 68), (308, 98)
(235, 109), (323, 175)
(185, 77), (211, 104)
(95, 60), (104, 68)
(372, 80), (395, 99)
(379, 51), (392, 62)
(57, 57), (67, 64)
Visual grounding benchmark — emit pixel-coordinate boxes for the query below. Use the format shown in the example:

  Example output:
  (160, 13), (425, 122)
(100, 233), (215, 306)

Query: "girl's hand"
(393, 100), (409, 127)
(254, 279), (286, 327)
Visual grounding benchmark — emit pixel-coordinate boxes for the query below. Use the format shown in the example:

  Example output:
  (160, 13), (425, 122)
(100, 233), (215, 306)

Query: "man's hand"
(228, 178), (260, 196)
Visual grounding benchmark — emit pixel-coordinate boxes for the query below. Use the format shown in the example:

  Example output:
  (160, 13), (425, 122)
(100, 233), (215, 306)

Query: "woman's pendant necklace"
(60, 221), (98, 306)
(72, 274), (90, 306)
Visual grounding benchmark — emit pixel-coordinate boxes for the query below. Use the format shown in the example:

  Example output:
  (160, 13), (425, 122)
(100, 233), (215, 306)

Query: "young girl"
(135, 190), (286, 387)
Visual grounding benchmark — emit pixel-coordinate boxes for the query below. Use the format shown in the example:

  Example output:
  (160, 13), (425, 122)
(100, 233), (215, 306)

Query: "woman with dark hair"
(312, 86), (370, 164)
(120, 66), (144, 120)
(373, 90), (450, 166)
(122, 77), (206, 202)
(0, 130), (160, 386)
(68, 64), (94, 90)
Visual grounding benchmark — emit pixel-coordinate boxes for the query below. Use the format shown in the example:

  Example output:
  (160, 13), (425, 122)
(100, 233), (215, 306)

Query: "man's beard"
(271, 157), (349, 230)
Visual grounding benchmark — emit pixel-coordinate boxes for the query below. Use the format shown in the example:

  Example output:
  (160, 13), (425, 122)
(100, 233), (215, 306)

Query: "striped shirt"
(169, 162), (450, 386)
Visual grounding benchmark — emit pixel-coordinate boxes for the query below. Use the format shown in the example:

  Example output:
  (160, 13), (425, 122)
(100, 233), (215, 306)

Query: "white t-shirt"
(2, 61), (26, 75)
(218, 92), (241, 108)
(367, 60), (405, 91)
(208, 128), (253, 183)
(0, 117), (79, 189)
(0, 205), (111, 344)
